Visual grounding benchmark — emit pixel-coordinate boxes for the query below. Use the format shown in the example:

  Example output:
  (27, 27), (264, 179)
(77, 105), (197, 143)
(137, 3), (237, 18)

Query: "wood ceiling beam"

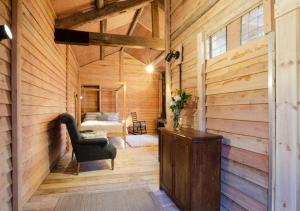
(96, 0), (104, 8)
(56, 0), (154, 29)
(120, 8), (144, 52)
(127, 8), (144, 36)
(55, 29), (165, 50)
(153, 52), (165, 65)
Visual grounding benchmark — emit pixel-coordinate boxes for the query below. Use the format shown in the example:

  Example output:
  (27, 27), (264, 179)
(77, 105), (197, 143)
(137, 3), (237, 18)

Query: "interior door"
(160, 133), (174, 196)
(173, 137), (190, 210)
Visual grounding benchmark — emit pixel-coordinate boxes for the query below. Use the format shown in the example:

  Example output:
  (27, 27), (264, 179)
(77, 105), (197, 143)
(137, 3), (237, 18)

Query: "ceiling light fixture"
(146, 63), (154, 74)
(0, 24), (13, 41)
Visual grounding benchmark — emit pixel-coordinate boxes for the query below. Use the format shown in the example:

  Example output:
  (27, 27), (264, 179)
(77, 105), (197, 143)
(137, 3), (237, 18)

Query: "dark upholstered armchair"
(60, 113), (117, 174)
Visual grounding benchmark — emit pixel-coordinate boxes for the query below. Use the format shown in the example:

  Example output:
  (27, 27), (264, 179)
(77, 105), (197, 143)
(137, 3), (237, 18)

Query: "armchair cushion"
(78, 138), (109, 146)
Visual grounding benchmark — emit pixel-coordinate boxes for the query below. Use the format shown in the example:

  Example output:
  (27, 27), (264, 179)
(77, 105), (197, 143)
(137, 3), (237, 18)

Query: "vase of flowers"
(169, 89), (192, 130)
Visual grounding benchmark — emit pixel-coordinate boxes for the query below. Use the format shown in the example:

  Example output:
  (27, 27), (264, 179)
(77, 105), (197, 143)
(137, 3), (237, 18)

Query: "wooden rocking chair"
(131, 112), (147, 135)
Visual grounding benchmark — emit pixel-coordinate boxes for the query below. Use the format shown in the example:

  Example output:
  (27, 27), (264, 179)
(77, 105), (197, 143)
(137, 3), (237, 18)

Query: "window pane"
(210, 27), (227, 58)
(241, 5), (264, 44)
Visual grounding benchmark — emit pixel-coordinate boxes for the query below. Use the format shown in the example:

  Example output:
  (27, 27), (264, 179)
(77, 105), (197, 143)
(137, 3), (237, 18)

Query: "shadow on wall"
(47, 116), (67, 172)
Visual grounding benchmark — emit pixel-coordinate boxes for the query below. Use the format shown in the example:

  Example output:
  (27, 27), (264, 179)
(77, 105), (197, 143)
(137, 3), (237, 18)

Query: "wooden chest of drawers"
(159, 127), (222, 211)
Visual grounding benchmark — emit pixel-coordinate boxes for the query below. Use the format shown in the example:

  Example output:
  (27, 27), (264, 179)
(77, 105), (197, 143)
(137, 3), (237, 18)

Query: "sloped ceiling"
(51, 0), (165, 68)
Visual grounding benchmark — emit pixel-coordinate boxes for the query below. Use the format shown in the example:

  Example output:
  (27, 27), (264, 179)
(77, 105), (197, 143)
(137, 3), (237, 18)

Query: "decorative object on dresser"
(159, 127), (222, 211)
(169, 90), (192, 130)
(130, 112), (147, 135)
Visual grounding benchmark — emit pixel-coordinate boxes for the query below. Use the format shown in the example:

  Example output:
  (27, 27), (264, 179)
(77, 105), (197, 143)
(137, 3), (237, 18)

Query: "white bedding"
(80, 120), (123, 134)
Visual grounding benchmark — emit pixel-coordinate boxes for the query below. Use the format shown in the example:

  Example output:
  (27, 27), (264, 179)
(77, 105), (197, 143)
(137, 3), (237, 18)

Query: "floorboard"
(23, 145), (178, 211)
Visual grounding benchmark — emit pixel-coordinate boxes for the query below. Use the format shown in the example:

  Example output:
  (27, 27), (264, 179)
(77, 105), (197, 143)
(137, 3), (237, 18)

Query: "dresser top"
(159, 127), (223, 142)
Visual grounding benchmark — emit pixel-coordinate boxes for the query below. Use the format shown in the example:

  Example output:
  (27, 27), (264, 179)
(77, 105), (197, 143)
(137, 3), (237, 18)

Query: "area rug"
(108, 136), (125, 149)
(55, 188), (162, 211)
(126, 134), (158, 148)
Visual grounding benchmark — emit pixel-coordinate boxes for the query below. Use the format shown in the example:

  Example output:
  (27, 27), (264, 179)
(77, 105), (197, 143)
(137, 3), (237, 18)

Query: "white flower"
(174, 95), (181, 102)
(169, 100), (175, 106)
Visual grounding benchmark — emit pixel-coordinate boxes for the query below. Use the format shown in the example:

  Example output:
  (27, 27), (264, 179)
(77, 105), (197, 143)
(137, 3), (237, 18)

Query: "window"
(241, 5), (264, 44)
(210, 27), (227, 58)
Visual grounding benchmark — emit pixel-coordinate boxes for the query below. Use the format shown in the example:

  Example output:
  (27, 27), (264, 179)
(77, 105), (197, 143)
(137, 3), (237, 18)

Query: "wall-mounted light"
(165, 50), (180, 62)
(0, 24), (13, 41)
(146, 63), (154, 74)
(80, 96), (83, 100)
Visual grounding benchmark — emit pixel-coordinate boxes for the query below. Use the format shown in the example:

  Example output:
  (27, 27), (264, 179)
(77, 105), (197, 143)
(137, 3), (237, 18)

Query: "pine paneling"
(206, 37), (269, 210)
(101, 90), (116, 112)
(82, 90), (99, 113)
(0, 0), (12, 210)
(67, 46), (79, 119)
(79, 53), (160, 134)
(20, 0), (70, 204)
(169, 0), (269, 210)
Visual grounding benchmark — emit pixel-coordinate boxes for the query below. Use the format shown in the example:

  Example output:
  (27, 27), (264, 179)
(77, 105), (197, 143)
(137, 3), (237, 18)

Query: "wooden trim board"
(11, 0), (23, 209)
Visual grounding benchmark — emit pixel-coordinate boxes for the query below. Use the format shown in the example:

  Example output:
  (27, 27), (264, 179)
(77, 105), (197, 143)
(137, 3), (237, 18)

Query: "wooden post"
(97, 0), (106, 60)
(268, 32), (276, 211)
(263, 0), (275, 34)
(123, 84), (127, 146)
(99, 86), (102, 112)
(164, 0), (172, 127)
(196, 32), (207, 131)
(78, 84), (82, 126)
(119, 51), (124, 81)
(151, 1), (160, 38)
(11, 0), (22, 209)
(115, 91), (118, 112)
(99, 20), (107, 60)
(275, 2), (300, 210)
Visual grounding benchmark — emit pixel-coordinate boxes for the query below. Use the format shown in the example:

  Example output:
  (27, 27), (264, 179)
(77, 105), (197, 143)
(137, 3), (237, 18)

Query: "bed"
(80, 112), (126, 141)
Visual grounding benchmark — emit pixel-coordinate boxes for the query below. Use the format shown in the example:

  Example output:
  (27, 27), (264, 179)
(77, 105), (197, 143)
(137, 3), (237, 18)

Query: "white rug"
(126, 134), (158, 148)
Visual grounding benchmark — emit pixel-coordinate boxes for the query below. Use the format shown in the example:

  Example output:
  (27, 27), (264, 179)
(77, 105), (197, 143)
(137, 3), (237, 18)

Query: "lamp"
(165, 50), (180, 62)
(0, 24), (13, 41)
(146, 63), (154, 73)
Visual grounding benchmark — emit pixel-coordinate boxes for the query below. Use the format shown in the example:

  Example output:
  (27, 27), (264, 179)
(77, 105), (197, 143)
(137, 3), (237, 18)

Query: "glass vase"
(173, 110), (182, 130)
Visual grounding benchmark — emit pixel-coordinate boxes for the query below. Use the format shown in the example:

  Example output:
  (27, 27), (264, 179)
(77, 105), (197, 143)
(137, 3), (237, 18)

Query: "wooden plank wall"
(206, 37), (269, 210)
(67, 46), (79, 118)
(82, 90), (99, 114)
(0, 0), (12, 210)
(275, 4), (300, 210)
(79, 52), (160, 134)
(101, 90), (116, 112)
(170, 0), (262, 129)
(20, 0), (78, 204)
(123, 53), (160, 134)
(168, 0), (270, 210)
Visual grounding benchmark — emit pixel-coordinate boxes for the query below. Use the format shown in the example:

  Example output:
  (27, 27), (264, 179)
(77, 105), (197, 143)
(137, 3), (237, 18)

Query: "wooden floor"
(23, 144), (178, 211)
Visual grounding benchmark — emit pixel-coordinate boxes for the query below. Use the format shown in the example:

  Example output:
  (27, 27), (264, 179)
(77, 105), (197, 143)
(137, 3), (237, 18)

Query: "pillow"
(81, 131), (107, 139)
(85, 112), (101, 120)
(103, 112), (119, 121)
(97, 113), (108, 121)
